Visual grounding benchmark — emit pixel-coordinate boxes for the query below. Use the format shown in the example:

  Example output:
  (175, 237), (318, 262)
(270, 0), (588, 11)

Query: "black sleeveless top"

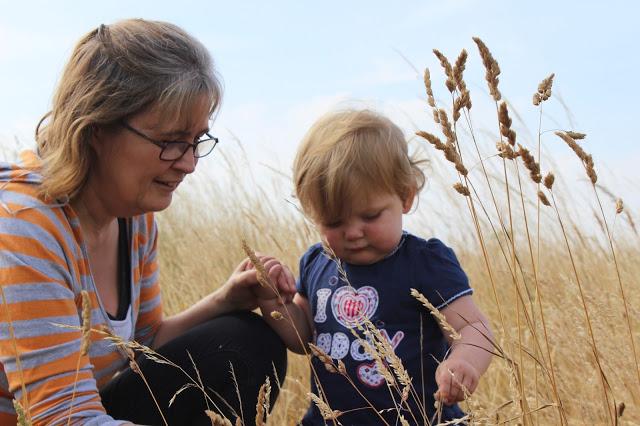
(107, 218), (131, 321)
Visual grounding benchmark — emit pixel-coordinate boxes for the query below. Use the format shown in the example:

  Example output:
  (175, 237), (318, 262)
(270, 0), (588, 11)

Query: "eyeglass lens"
(160, 138), (217, 160)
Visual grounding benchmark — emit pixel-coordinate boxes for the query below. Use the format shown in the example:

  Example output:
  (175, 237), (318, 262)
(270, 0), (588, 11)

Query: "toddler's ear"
(402, 188), (417, 213)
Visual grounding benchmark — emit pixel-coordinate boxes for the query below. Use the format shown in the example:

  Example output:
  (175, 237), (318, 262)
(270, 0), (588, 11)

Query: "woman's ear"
(89, 124), (114, 154)
(88, 124), (101, 151)
(402, 187), (416, 213)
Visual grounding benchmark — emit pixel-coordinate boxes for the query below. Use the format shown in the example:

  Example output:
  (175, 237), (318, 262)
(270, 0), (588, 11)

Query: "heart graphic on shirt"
(357, 361), (385, 388)
(331, 285), (379, 329)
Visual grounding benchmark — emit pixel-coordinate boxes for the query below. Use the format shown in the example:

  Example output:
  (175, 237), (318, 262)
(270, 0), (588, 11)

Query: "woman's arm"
(152, 288), (243, 349)
(0, 202), (126, 424)
(151, 258), (262, 349)
(152, 256), (297, 349)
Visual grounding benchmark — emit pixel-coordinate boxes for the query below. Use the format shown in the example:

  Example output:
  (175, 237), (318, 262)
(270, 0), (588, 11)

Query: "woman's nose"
(172, 149), (198, 174)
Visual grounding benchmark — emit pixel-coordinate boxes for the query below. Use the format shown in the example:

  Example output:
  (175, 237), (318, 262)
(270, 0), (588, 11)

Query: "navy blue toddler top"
(297, 233), (472, 425)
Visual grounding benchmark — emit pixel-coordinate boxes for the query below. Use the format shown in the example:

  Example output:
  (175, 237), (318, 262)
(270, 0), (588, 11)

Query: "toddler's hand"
(243, 255), (296, 304)
(434, 359), (479, 405)
(262, 257), (296, 304)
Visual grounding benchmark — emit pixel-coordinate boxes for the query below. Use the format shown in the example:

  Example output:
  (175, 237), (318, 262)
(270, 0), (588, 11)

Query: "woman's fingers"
(235, 257), (252, 273)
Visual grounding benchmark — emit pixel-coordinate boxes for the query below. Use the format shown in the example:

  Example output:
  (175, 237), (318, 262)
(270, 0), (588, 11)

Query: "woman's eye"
(324, 221), (342, 229)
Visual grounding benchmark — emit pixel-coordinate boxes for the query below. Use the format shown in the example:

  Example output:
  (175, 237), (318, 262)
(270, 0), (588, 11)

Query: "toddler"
(260, 109), (493, 425)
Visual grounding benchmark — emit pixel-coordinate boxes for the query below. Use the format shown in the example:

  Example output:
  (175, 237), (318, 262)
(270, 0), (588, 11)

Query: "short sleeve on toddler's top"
(297, 232), (472, 425)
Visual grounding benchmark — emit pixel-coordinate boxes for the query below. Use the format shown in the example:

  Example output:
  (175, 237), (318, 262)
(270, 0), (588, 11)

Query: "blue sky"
(1, 1), (638, 208)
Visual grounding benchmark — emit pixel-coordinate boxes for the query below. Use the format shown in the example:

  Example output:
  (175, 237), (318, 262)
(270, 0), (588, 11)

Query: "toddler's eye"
(324, 221), (342, 229)
(363, 211), (381, 221)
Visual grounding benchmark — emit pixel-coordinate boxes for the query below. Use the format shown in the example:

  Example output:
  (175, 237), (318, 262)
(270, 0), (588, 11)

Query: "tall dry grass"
(157, 168), (640, 424)
(155, 40), (639, 424)
(2, 38), (638, 425)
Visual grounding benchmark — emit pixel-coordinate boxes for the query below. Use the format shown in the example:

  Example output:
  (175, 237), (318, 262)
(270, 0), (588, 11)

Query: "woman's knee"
(220, 311), (288, 379)
(158, 311), (287, 381)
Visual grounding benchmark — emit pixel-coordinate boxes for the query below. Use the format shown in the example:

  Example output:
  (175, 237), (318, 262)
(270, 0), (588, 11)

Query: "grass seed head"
(453, 91), (471, 122)
(437, 109), (456, 145)
(309, 343), (337, 373)
(270, 311), (284, 320)
(241, 240), (269, 288)
(617, 402), (626, 418)
(453, 182), (471, 196)
(566, 131), (587, 140)
(80, 290), (91, 356)
(496, 141), (518, 160)
(13, 399), (30, 426)
(555, 131), (597, 184)
(472, 37), (502, 101)
(433, 49), (456, 92)
(205, 410), (233, 426)
(432, 109), (440, 124)
(536, 73), (555, 102)
(453, 49), (468, 93)
(533, 93), (542, 106)
(423, 68), (436, 108)
(517, 144), (542, 183)
(544, 172), (555, 190)
(416, 131), (446, 151)
(255, 376), (271, 426)
(308, 392), (342, 421)
(411, 288), (461, 340)
(538, 190), (551, 206)
(498, 102), (516, 145)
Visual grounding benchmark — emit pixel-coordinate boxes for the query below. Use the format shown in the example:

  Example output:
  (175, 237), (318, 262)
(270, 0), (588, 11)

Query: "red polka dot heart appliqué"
(331, 285), (379, 329)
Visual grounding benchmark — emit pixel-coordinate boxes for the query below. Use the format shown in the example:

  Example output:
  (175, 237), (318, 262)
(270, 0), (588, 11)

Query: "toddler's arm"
(435, 295), (494, 405)
(259, 294), (314, 354)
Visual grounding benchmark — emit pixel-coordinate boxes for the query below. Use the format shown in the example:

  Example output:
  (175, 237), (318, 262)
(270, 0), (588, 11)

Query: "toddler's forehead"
(314, 188), (398, 223)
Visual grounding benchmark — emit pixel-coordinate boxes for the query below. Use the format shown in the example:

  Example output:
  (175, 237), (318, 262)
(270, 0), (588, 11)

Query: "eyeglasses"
(120, 122), (219, 161)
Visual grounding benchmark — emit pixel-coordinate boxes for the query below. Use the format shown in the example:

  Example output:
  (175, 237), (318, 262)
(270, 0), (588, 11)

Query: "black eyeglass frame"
(119, 121), (219, 161)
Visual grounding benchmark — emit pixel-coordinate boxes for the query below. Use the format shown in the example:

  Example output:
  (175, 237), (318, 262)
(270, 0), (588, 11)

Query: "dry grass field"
(157, 163), (639, 425)
(3, 39), (639, 425)
(155, 42), (640, 425)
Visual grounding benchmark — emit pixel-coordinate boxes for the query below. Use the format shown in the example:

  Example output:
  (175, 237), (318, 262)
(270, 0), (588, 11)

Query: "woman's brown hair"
(36, 19), (222, 201)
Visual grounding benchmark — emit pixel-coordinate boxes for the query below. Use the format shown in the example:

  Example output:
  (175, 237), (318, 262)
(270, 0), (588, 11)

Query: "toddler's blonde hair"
(293, 109), (426, 223)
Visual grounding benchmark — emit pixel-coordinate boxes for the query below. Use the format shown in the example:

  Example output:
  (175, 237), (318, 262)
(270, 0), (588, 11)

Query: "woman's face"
(88, 97), (212, 217)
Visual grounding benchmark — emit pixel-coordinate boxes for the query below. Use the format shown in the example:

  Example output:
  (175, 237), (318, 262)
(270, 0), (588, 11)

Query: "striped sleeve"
(0, 189), (124, 424)
(132, 213), (163, 347)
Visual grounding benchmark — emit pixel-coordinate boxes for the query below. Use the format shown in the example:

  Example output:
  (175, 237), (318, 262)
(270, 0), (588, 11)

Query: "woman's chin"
(139, 193), (174, 214)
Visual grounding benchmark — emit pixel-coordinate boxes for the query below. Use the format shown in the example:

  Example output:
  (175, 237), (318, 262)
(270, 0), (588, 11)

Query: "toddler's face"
(317, 191), (413, 265)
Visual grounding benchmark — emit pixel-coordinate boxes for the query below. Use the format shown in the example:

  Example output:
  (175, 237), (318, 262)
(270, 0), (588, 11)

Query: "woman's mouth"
(154, 179), (181, 190)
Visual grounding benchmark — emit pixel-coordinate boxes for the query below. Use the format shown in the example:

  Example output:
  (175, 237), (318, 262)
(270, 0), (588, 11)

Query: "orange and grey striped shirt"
(0, 151), (163, 425)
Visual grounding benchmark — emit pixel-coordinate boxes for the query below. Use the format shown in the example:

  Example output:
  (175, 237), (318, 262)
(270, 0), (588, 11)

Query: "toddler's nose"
(344, 224), (364, 240)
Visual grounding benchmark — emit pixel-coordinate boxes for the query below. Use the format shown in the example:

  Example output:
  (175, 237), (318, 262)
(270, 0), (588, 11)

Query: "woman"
(0, 19), (293, 425)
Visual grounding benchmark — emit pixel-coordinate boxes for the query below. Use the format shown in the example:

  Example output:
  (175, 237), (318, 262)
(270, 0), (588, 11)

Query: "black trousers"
(100, 311), (287, 426)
